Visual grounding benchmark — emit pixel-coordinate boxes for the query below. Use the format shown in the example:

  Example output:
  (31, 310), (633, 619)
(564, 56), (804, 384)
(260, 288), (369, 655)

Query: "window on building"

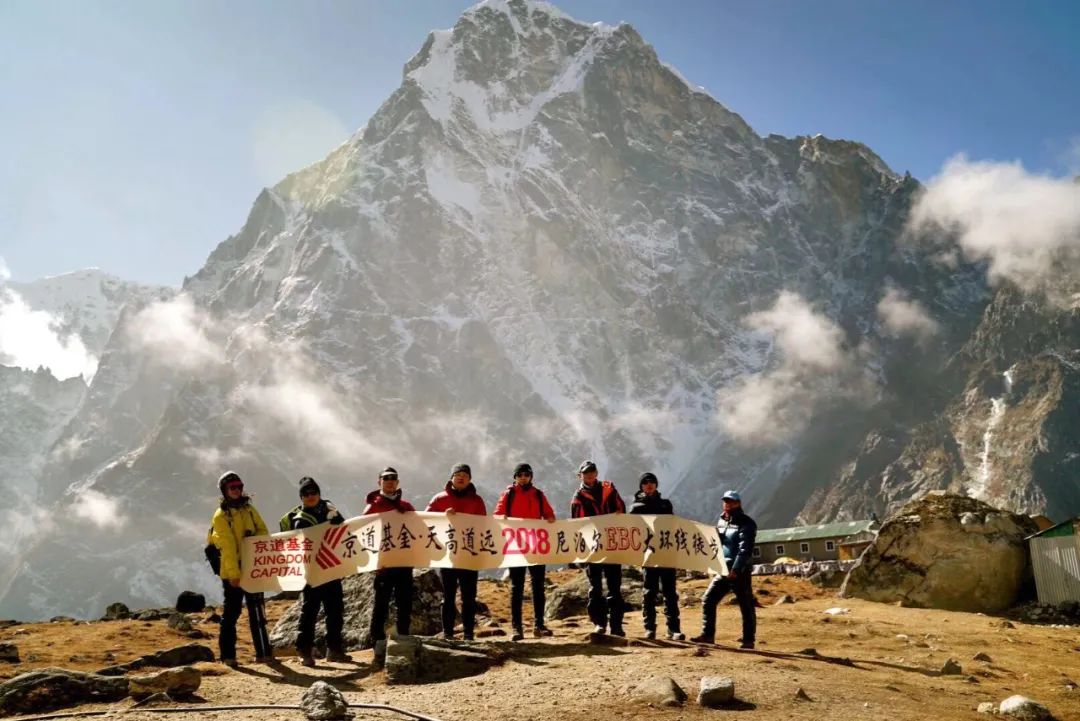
(800, 542), (810, 554)
(775, 544), (785, 555)
(825, 540), (835, 552)
(752, 547), (761, 558)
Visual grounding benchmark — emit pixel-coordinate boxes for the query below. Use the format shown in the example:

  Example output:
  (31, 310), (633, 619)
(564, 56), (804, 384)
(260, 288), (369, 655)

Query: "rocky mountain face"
(0, 0), (1072, 619)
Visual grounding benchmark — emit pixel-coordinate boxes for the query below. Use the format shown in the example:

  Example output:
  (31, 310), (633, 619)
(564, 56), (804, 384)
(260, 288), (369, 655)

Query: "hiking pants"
(701, 571), (755, 643)
(370, 567), (413, 641)
(439, 568), (478, 636)
(509, 564), (546, 630)
(642, 567), (681, 633)
(297, 579), (345, 653)
(585, 563), (624, 631)
(220, 580), (272, 660)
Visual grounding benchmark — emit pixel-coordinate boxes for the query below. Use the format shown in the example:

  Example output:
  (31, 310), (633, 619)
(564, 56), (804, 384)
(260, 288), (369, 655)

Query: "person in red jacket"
(494, 462), (556, 641)
(426, 463), (487, 640)
(363, 467), (416, 642)
(570, 460), (627, 636)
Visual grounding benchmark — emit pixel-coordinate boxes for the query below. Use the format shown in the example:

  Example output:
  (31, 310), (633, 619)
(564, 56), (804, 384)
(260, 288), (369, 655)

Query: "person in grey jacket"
(691, 490), (757, 648)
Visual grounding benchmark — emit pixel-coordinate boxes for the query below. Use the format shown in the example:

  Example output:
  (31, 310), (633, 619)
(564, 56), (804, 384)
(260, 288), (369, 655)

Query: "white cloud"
(717, 292), (868, 445)
(0, 287), (98, 380)
(909, 155), (1080, 295)
(0, 256), (10, 281)
(877, 286), (939, 344)
(744, 291), (847, 371)
(251, 98), (350, 187)
(126, 294), (221, 372)
(70, 489), (128, 530)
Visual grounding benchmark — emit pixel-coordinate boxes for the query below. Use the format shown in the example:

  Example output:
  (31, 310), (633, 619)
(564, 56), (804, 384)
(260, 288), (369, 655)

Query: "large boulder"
(0, 668), (128, 715)
(545, 568), (644, 621)
(383, 636), (503, 684)
(175, 591), (206, 613)
(841, 493), (1038, 612)
(270, 569), (444, 653)
(300, 681), (349, 720)
(128, 666), (201, 700)
(96, 643), (214, 676)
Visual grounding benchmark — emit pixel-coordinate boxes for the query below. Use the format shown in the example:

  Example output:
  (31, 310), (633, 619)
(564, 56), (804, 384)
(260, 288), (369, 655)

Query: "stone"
(973, 652), (992, 662)
(167, 613), (193, 633)
(96, 643), (215, 676)
(795, 687), (812, 702)
(697, 676), (735, 707)
(271, 569), (445, 653)
(135, 609), (171, 621)
(978, 702), (997, 714)
(103, 602), (131, 620)
(176, 591), (206, 613)
(300, 680), (349, 720)
(823, 607), (850, 615)
(773, 595), (794, 605)
(941, 658), (963, 675)
(545, 569), (644, 621)
(0, 644), (18, 663)
(384, 636), (502, 684)
(128, 666), (201, 700)
(998, 695), (1053, 721)
(623, 676), (686, 707)
(841, 494), (1038, 613)
(0, 668), (129, 715)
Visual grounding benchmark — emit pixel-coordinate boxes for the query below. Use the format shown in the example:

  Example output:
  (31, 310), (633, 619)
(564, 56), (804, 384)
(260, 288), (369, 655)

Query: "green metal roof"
(756, 520), (877, 544)
(1025, 517), (1079, 541)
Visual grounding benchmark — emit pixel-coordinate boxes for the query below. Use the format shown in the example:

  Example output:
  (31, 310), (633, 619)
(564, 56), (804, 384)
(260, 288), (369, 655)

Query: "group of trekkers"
(207, 460), (758, 668)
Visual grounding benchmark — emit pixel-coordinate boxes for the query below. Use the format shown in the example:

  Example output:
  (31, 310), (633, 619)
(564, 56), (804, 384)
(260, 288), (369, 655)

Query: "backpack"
(204, 531), (222, 575)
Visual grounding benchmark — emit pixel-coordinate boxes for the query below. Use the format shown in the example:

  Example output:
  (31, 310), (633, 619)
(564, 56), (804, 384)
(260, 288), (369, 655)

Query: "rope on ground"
(9, 702), (443, 721)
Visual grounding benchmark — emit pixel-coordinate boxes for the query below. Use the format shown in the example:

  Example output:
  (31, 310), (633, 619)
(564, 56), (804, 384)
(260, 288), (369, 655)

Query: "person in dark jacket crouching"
(279, 476), (350, 667)
(426, 463), (487, 641)
(363, 467), (416, 642)
(629, 472), (685, 641)
(691, 490), (758, 648)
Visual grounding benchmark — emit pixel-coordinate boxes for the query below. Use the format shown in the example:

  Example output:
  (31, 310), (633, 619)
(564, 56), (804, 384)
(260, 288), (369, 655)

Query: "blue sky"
(1, 0), (1077, 286)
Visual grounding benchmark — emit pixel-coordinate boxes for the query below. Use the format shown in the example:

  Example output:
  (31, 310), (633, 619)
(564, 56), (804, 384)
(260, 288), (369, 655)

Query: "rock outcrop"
(270, 569), (444, 652)
(841, 493), (1038, 612)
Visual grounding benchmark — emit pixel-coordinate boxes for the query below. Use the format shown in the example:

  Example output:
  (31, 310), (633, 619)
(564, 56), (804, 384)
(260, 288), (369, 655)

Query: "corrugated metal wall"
(1030, 535), (1080, 604)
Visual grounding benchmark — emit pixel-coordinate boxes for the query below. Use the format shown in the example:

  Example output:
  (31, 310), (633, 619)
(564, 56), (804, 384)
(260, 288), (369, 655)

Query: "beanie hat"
(639, 472), (658, 488)
(513, 462), (533, 477)
(379, 467), (399, 481)
(298, 476), (320, 497)
(577, 460), (597, 474)
(218, 470), (242, 495)
(450, 463), (472, 478)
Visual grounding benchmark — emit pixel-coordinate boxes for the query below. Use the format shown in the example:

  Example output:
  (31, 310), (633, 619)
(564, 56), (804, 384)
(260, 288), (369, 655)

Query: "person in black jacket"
(691, 490), (758, 648)
(279, 476), (350, 667)
(569, 460), (626, 636)
(629, 472), (684, 641)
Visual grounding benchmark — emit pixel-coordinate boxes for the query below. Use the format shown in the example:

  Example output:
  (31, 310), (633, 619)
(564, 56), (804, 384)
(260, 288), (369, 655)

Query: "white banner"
(240, 512), (728, 593)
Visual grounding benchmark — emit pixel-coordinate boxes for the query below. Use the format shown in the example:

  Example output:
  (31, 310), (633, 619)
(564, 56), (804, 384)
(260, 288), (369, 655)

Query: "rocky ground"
(1, 572), (1077, 720)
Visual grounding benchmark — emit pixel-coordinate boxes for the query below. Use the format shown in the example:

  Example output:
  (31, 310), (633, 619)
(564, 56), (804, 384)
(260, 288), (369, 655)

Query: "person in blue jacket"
(691, 490), (758, 648)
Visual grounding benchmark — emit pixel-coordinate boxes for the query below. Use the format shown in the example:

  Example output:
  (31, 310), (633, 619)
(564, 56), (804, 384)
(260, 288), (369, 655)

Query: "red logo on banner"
(316, 525), (349, 569)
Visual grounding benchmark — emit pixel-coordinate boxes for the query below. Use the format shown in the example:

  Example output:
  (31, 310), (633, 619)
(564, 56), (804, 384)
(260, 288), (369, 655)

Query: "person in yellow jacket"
(208, 470), (274, 666)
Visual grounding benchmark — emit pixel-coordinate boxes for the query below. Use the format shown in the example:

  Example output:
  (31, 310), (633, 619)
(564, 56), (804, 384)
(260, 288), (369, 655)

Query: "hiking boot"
(254, 655), (275, 664)
(645, 629), (656, 640)
(609, 627), (626, 637)
(441, 631), (456, 641)
(326, 650), (352, 663)
(689, 633), (714, 644)
(533, 626), (553, 638)
(222, 658), (238, 668)
(462, 630), (474, 641)
(668, 631), (686, 641)
(511, 628), (525, 642)
(739, 640), (755, 650)
(300, 652), (316, 668)
(591, 624), (606, 635)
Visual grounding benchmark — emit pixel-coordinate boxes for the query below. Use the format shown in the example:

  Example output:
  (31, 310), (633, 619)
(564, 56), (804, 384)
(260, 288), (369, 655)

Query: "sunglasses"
(225, 483), (244, 491)
(300, 489), (319, 496)
(514, 472), (533, 478)
(380, 475), (399, 482)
